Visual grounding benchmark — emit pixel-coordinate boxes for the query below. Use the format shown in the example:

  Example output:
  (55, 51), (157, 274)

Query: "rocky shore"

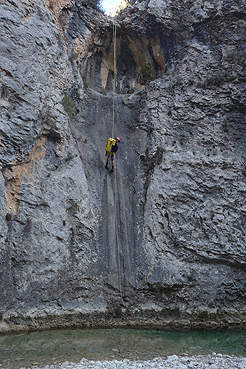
(10, 355), (246, 369)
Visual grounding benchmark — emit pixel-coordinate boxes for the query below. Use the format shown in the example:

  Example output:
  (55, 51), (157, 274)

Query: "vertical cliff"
(0, 0), (245, 332)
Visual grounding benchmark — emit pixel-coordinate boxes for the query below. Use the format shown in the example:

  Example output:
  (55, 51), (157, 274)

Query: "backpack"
(105, 138), (116, 153)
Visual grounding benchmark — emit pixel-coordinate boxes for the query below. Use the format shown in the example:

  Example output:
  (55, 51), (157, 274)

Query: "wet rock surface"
(0, 0), (246, 331)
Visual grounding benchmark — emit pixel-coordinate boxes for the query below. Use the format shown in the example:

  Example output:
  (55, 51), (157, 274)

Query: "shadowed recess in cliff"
(80, 24), (172, 93)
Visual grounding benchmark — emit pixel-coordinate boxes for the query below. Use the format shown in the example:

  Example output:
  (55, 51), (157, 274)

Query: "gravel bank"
(19, 354), (246, 369)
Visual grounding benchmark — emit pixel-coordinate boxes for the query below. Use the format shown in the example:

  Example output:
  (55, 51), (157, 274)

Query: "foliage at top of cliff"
(81, 0), (103, 10)
(104, 0), (144, 16)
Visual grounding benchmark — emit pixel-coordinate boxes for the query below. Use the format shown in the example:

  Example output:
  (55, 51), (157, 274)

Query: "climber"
(105, 137), (120, 172)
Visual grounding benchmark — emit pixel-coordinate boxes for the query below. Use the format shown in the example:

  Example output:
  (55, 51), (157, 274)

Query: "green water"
(0, 328), (245, 368)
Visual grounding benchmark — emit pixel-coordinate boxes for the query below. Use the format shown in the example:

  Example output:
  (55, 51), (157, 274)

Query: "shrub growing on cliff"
(126, 0), (144, 4)
(138, 62), (156, 85)
(81, 0), (103, 10)
(62, 96), (75, 116)
(157, 146), (166, 153)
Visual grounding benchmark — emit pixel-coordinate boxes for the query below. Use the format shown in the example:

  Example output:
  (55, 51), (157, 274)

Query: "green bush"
(138, 62), (156, 85)
(123, 0), (144, 5)
(157, 146), (166, 153)
(82, 76), (89, 89)
(81, 0), (103, 10)
(62, 96), (75, 116)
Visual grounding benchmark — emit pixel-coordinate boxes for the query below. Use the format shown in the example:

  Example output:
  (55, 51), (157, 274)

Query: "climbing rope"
(116, 163), (127, 302)
(111, 21), (117, 138)
(112, 18), (127, 306)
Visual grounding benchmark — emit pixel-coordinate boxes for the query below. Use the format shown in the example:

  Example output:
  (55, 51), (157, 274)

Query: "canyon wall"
(0, 0), (245, 332)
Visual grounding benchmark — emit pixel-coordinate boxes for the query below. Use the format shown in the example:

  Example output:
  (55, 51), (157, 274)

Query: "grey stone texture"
(0, 0), (245, 331)
(5, 355), (246, 369)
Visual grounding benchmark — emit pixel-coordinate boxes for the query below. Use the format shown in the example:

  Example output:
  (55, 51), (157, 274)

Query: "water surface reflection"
(0, 328), (245, 368)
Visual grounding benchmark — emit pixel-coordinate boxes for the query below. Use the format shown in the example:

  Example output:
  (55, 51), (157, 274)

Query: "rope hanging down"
(112, 20), (127, 305)
(112, 21), (117, 138)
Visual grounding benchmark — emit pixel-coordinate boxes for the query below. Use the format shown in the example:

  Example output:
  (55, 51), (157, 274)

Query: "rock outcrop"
(0, 0), (245, 332)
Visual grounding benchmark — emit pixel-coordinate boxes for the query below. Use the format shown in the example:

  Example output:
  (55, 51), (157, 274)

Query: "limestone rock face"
(0, 0), (245, 331)
(0, 0), (100, 325)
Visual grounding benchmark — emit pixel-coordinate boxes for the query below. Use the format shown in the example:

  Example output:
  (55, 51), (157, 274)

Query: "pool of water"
(0, 328), (245, 368)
